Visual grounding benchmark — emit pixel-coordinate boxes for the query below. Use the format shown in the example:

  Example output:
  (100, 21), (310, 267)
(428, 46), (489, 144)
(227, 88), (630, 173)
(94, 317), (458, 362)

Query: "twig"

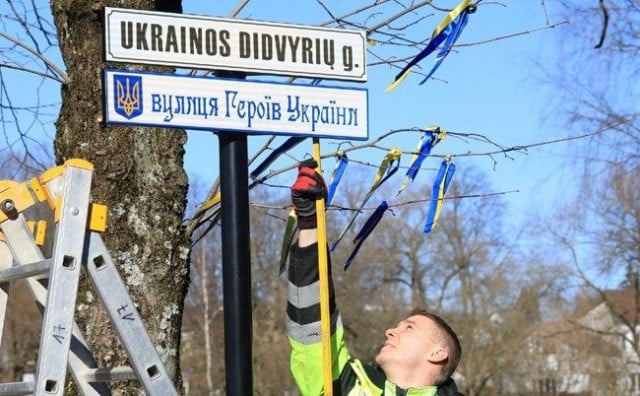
(229, 0), (251, 17)
(456, 21), (569, 47)
(0, 31), (68, 84)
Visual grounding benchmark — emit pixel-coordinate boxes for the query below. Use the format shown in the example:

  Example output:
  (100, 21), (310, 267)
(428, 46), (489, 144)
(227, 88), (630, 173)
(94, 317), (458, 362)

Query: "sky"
(178, 0), (575, 228)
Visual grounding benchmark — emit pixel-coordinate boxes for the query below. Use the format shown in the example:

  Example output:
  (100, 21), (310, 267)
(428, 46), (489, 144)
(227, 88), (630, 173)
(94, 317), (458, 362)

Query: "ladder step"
(0, 381), (34, 396)
(0, 259), (51, 283)
(82, 366), (137, 383)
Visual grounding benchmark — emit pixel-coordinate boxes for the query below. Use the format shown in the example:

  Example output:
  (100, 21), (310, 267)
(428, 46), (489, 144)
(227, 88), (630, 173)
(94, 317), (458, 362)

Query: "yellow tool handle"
(313, 138), (333, 396)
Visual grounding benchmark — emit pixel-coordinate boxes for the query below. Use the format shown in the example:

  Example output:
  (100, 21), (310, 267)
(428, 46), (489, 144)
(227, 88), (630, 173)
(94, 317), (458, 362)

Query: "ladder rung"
(0, 259), (51, 283)
(82, 366), (137, 383)
(0, 381), (34, 395)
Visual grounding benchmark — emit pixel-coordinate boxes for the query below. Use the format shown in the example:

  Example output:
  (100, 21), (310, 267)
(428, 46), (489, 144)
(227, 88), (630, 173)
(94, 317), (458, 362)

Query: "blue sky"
(0, 0), (581, 250)
(180, 0), (575, 227)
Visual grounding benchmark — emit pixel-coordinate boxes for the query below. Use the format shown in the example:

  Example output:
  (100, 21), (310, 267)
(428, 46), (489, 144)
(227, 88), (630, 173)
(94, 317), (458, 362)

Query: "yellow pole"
(313, 137), (333, 396)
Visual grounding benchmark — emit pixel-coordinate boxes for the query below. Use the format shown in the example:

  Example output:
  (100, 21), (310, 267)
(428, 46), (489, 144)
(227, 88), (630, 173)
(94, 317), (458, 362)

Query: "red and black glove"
(291, 159), (327, 229)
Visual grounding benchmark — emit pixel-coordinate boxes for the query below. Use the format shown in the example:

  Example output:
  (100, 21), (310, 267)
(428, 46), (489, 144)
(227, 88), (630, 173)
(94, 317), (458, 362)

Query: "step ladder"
(0, 159), (178, 396)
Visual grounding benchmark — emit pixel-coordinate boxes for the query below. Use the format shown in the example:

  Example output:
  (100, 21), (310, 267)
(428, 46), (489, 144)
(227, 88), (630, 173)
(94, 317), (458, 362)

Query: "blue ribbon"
(327, 152), (348, 206)
(250, 137), (306, 180)
(344, 201), (389, 270)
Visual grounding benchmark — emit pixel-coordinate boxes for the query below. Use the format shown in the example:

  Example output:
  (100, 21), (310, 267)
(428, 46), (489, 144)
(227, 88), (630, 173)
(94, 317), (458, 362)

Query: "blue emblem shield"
(114, 74), (142, 119)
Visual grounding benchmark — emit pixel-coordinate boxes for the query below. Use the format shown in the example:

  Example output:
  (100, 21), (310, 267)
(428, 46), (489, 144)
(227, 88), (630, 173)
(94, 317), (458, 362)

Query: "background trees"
(535, 2), (640, 394)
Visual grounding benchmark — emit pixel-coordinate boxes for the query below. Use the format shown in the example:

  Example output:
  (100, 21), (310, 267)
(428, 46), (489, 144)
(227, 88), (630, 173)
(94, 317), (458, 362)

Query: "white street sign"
(104, 7), (367, 82)
(104, 69), (368, 140)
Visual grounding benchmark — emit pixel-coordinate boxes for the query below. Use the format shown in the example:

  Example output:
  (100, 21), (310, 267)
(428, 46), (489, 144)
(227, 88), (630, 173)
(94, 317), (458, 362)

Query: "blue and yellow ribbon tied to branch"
(386, 0), (476, 92)
(397, 126), (447, 195)
(424, 157), (456, 234)
(331, 147), (401, 251)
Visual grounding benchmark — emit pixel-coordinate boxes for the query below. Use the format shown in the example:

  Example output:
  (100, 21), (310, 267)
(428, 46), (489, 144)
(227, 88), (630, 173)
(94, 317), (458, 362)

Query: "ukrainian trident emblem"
(114, 74), (142, 119)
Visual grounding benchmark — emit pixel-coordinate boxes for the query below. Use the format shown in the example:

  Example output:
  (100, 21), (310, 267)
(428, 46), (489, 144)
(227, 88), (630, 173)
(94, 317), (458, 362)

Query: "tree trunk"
(50, 0), (189, 393)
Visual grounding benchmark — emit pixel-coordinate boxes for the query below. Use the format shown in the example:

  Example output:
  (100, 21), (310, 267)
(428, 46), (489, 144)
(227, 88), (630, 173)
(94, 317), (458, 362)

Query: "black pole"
(219, 131), (253, 396)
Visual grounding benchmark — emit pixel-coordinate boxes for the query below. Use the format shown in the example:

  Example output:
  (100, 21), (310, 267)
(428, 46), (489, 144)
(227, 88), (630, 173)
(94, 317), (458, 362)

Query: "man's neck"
(383, 365), (438, 390)
(384, 378), (438, 395)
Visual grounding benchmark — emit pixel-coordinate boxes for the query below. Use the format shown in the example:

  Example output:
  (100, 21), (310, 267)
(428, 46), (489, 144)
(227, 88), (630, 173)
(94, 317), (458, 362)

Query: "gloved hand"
(291, 159), (327, 229)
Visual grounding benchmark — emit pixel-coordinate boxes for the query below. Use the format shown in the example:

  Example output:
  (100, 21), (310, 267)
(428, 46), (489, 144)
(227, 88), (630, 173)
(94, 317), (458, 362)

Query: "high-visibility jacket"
(286, 242), (461, 396)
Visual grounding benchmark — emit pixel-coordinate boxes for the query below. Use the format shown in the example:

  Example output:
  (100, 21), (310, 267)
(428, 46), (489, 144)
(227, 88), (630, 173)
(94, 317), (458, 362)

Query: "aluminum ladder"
(0, 159), (177, 396)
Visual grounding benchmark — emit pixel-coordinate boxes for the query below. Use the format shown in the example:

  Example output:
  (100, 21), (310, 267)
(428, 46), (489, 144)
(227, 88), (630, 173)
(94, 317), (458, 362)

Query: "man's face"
(374, 314), (441, 371)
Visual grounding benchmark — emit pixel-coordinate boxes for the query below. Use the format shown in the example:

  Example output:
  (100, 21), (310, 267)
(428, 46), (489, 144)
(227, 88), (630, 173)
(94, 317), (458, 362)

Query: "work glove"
(291, 159), (327, 229)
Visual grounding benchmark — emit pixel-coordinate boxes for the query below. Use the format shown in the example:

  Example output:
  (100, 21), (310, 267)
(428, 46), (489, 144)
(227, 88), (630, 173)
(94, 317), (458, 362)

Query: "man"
(287, 159), (463, 395)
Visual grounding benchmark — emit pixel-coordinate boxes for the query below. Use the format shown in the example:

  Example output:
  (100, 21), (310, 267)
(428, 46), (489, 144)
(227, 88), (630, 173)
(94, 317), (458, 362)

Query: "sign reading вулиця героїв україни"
(104, 7), (367, 82)
(103, 69), (368, 140)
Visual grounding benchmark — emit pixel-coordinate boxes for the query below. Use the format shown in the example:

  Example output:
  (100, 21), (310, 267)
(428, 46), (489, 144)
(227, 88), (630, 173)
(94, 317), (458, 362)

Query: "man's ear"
(426, 347), (449, 364)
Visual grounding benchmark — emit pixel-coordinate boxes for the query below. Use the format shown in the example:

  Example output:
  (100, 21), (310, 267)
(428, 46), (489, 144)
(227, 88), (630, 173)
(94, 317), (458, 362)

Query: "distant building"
(519, 288), (640, 395)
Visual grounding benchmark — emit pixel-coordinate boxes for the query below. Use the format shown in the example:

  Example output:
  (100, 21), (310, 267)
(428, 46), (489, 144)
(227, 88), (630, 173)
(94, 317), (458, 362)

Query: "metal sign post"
(218, 125), (252, 396)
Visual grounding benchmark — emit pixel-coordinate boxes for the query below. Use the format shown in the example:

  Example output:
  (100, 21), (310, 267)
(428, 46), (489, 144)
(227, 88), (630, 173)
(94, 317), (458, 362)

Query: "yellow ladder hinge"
(88, 203), (108, 232)
(25, 220), (47, 246)
(0, 180), (36, 223)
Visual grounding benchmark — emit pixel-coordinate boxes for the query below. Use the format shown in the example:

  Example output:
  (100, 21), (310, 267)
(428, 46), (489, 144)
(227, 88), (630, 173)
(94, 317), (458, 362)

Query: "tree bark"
(50, 0), (189, 393)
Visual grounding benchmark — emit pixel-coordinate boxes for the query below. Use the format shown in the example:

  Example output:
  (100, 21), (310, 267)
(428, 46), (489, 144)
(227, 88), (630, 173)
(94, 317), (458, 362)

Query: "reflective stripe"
(288, 280), (321, 308)
(287, 313), (341, 344)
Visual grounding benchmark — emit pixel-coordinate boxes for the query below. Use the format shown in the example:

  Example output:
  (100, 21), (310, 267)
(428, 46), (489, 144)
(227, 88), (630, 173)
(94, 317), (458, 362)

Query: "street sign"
(104, 69), (368, 140)
(104, 7), (367, 82)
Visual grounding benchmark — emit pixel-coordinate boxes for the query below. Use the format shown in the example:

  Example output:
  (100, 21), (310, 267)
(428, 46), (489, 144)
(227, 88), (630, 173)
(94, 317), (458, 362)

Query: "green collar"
(385, 381), (438, 396)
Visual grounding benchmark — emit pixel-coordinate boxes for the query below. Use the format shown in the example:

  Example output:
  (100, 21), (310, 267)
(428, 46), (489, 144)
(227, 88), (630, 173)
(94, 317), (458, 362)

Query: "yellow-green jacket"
(287, 243), (461, 396)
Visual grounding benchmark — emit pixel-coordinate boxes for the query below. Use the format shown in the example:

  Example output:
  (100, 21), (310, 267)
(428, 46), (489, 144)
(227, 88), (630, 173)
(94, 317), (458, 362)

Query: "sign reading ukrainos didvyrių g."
(104, 69), (368, 140)
(104, 7), (367, 82)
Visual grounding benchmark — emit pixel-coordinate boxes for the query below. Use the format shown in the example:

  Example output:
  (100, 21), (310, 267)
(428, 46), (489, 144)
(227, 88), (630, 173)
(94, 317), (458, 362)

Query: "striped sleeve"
(287, 241), (350, 395)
